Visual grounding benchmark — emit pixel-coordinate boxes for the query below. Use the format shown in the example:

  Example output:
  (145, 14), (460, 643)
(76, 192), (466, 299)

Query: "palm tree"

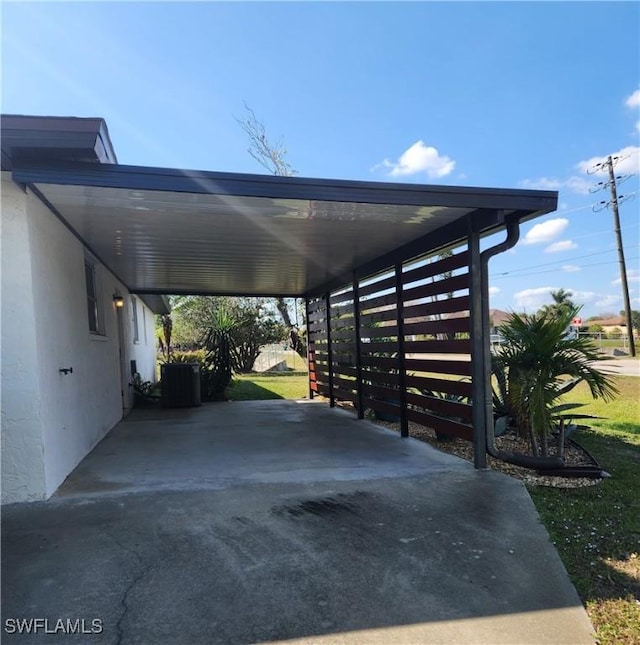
(538, 288), (576, 322)
(200, 306), (237, 401)
(494, 306), (617, 456)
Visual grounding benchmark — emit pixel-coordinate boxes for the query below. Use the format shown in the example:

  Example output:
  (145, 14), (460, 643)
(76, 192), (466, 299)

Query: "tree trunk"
(540, 430), (548, 457)
(528, 415), (540, 456)
(275, 297), (307, 360)
(558, 420), (566, 460)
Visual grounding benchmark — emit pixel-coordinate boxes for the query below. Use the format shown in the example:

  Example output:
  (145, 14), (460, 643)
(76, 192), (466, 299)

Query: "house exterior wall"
(1, 174), (159, 503)
(1, 177), (47, 502)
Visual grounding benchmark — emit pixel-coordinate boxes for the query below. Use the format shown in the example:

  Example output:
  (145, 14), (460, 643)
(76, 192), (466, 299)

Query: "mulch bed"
(328, 399), (602, 489)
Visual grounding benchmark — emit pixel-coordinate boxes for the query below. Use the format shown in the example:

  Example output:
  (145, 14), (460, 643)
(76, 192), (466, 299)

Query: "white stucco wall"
(1, 174), (160, 503)
(1, 177), (47, 503)
(130, 295), (158, 384)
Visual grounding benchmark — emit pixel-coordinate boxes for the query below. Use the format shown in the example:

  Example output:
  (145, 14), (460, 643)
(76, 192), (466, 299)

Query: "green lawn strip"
(593, 339), (635, 349)
(229, 372), (309, 400)
(527, 376), (640, 644)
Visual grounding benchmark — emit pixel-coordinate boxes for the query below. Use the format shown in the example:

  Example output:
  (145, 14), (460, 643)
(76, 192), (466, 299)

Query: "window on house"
(131, 296), (140, 343)
(85, 260), (103, 335)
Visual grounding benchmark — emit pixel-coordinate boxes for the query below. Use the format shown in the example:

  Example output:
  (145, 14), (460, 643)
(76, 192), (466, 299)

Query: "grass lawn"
(228, 371), (309, 400)
(527, 376), (640, 644)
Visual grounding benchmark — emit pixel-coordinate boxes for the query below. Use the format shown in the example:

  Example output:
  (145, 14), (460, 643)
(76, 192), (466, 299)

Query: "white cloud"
(612, 269), (640, 285)
(594, 294), (621, 309)
(522, 218), (569, 245)
(562, 264), (581, 273)
(636, 121), (640, 134)
(625, 89), (640, 108)
(572, 290), (597, 304)
(564, 176), (591, 195)
(577, 145), (640, 176)
(520, 177), (561, 191)
(375, 141), (455, 179)
(513, 287), (599, 311)
(545, 240), (578, 253)
(519, 176), (590, 195)
(489, 286), (501, 296)
(513, 287), (557, 310)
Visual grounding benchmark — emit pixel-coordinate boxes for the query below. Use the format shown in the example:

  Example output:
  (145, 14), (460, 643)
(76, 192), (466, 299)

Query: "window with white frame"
(131, 295), (140, 343)
(84, 259), (104, 335)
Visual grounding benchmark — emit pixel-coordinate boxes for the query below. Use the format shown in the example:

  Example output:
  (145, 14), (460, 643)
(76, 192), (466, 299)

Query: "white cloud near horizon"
(612, 269), (640, 285)
(513, 287), (558, 310)
(513, 286), (598, 311)
(519, 176), (590, 195)
(522, 218), (568, 245)
(625, 89), (640, 108)
(577, 145), (640, 176)
(374, 141), (455, 179)
(545, 240), (578, 253)
(562, 264), (581, 272)
(594, 294), (621, 309)
(489, 286), (501, 296)
(521, 138), (639, 197)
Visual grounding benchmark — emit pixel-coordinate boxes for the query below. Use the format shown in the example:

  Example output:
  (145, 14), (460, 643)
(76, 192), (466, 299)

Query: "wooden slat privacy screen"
(308, 247), (473, 441)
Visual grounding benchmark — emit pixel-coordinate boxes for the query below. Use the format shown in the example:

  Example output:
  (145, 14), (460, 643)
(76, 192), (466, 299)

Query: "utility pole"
(592, 155), (635, 357)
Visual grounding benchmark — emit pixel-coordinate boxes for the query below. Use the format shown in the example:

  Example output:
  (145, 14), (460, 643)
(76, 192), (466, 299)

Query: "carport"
(6, 115), (558, 468)
(3, 117), (599, 645)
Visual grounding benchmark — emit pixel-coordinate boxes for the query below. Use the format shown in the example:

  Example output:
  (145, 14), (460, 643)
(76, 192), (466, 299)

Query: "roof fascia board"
(11, 161), (558, 212)
(138, 294), (171, 315)
(1, 116), (116, 169)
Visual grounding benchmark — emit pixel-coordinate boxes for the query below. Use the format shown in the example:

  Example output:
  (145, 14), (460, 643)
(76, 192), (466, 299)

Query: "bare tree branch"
(235, 102), (297, 177)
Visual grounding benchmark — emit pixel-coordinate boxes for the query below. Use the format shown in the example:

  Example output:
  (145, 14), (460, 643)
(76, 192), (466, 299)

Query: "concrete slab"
(2, 400), (595, 644)
(54, 400), (470, 498)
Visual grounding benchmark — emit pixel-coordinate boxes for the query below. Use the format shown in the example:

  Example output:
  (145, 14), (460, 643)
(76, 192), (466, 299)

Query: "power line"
(561, 219), (639, 242)
(491, 255), (639, 281)
(491, 244), (640, 277)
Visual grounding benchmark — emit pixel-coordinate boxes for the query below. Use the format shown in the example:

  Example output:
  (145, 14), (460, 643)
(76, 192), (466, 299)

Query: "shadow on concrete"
(1, 400), (595, 644)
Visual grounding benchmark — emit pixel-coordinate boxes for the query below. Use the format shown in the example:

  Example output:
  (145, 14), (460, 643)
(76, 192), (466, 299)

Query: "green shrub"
(495, 307), (617, 457)
(200, 307), (236, 401)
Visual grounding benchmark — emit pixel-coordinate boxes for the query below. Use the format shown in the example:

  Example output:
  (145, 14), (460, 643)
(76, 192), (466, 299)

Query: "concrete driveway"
(596, 357), (640, 376)
(2, 400), (594, 644)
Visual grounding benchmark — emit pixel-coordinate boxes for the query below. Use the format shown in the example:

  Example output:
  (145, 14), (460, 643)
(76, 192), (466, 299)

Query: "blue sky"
(2, 1), (639, 319)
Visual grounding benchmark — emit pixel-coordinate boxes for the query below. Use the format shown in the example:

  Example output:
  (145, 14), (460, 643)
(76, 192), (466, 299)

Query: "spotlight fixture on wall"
(113, 295), (125, 308)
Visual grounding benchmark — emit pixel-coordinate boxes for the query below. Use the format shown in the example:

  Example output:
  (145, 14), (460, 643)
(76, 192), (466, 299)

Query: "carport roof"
(3, 115), (558, 299)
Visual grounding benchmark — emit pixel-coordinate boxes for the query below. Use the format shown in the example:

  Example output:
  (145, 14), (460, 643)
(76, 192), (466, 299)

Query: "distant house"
(489, 309), (511, 336)
(416, 308), (511, 343)
(587, 316), (631, 337)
